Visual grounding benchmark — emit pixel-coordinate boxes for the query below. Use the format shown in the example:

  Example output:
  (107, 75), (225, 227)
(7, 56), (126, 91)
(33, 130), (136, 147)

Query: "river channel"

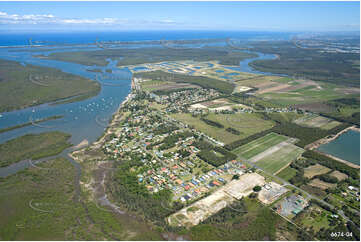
(0, 43), (277, 177)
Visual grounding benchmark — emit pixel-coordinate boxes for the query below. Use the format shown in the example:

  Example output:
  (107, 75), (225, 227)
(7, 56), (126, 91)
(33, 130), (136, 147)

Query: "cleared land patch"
(189, 98), (252, 112)
(293, 114), (341, 130)
(329, 170), (348, 181)
(235, 75), (283, 87)
(304, 164), (331, 179)
(309, 178), (337, 190)
(258, 182), (288, 205)
(167, 173), (265, 227)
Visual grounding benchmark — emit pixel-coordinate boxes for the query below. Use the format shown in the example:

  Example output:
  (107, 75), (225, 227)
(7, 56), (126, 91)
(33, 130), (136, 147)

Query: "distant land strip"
(0, 115), (63, 134)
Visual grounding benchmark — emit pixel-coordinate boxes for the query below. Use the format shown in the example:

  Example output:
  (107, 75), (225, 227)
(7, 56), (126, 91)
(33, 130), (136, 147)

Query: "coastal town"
(72, 70), (359, 234)
(0, 1), (360, 241)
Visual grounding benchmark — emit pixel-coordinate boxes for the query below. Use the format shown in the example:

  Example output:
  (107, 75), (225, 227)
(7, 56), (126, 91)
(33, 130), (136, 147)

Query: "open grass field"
(277, 167), (298, 181)
(233, 132), (304, 174)
(233, 132), (289, 159)
(233, 133), (289, 159)
(0, 131), (72, 168)
(170, 113), (274, 144)
(255, 143), (304, 174)
(0, 59), (100, 113)
(140, 79), (199, 93)
(170, 113), (239, 144)
(293, 114), (341, 130)
(304, 164), (331, 179)
(205, 113), (275, 137)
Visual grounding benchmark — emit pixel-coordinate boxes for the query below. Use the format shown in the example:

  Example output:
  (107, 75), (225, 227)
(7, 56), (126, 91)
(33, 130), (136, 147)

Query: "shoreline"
(314, 150), (360, 169)
(92, 84), (134, 149)
(306, 125), (360, 169)
(306, 125), (359, 150)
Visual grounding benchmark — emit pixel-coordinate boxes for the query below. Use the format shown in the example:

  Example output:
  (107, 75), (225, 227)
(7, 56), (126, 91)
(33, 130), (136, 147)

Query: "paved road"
(237, 154), (353, 223)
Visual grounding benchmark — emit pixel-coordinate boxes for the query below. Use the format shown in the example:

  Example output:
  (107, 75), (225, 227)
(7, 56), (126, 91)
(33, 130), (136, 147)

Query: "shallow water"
(0, 48), (131, 145)
(0, 42), (279, 177)
(317, 130), (360, 165)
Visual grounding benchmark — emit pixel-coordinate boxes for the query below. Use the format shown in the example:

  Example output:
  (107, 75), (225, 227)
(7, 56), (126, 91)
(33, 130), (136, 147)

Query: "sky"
(0, 1), (360, 32)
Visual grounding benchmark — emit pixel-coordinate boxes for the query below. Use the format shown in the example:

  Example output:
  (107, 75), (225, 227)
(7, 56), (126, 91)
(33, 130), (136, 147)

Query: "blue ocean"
(0, 30), (293, 46)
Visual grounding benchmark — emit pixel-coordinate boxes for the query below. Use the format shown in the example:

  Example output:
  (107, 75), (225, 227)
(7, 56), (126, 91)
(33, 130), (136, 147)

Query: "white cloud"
(61, 17), (118, 25)
(0, 11), (57, 25)
(0, 11), (181, 27)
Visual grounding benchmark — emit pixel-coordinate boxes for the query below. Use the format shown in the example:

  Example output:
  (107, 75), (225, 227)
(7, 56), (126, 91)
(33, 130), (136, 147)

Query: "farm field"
(258, 82), (359, 107)
(304, 164), (331, 179)
(277, 167), (298, 181)
(293, 114), (341, 130)
(255, 143), (304, 174)
(233, 132), (289, 159)
(139, 79), (199, 93)
(329, 170), (348, 181)
(170, 113), (239, 144)
(234, 132), (304, 174)
(170, 113), (274, 144)
(234, 75), (284, 87)
(309, 179), (337, 190)
(206, 113), (274, 135)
